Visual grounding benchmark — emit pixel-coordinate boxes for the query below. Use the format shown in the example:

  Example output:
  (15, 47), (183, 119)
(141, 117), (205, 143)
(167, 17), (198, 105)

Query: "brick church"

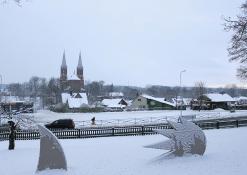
(60, 51), (88, 108)
(60, 51), (85, 93)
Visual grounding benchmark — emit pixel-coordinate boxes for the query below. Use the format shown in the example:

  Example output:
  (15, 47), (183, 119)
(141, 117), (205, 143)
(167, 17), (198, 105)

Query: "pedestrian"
(8, 121), (17, 150)
(91, 117), (96, 126)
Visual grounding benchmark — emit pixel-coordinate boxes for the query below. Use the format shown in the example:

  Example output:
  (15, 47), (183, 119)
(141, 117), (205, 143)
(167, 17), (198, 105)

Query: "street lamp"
(180, 70), (186, 88)
(179, 70), (186, 117)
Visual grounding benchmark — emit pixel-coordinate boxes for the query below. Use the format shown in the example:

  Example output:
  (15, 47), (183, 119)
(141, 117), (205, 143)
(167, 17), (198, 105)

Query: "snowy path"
(0, 127), (247, 175)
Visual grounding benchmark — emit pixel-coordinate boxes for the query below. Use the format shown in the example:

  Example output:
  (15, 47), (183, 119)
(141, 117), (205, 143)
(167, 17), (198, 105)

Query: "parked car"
(45, 119), (75, 129)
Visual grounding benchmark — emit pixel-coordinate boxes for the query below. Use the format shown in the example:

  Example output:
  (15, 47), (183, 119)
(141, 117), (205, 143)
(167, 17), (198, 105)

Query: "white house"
(101, 98), (128, 110)
(204, 93), (235, 103)
(200, 93), (236, 110)
(61, 92), (88, 109)
(131, 94), (176, 110)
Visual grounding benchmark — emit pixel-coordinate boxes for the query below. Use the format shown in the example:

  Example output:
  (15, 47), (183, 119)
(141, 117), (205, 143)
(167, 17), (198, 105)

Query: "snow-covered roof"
(109, 92), (124, 97)
(101, 98), (126, 108)
(141, 94), (176, 107)
(204, 93), (236, 102)
(236, 96), (247, 100)
(61, 92), (88, 108)
(68, 74), (80, 81)
(0, 96), (33, 103)
(126, 100), (132, 105)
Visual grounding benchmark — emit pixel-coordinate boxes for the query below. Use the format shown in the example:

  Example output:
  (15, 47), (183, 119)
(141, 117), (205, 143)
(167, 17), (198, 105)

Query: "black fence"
(1, 118), (247, 141)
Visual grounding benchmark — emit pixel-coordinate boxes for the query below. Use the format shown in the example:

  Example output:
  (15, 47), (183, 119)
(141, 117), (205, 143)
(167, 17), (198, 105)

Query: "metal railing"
(1, 117), (247, 141)
(74, 117), (171, 128)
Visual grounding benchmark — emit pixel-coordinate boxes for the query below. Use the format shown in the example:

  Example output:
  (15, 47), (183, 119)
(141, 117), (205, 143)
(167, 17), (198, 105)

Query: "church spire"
(77, 51), (83, 69)
(77, 51), (84, 88)
(61, 50), (67, 68)
(60, 50), (67, 82)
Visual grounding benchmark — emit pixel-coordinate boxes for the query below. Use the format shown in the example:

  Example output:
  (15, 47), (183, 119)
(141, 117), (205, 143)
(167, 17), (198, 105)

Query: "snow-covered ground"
(29, 109), (247, 127)
(0, 127), (247, 175)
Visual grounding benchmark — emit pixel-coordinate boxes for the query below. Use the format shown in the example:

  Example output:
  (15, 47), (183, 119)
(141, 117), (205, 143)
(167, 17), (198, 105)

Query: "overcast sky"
(0, 0), (245, 87)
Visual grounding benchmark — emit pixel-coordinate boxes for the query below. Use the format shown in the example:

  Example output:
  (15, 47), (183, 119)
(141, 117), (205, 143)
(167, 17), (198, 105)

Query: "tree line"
(4, 77), (247, 108)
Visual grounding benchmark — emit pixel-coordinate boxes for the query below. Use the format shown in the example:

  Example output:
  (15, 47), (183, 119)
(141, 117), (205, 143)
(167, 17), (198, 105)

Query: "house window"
(150, 101), (155, 106)
(138, 99), (141, 101)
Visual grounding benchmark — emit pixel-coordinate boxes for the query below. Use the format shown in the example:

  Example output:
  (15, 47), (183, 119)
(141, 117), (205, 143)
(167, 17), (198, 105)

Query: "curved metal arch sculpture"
(36, 125), (67, 172)
(145, 118), (206, 156)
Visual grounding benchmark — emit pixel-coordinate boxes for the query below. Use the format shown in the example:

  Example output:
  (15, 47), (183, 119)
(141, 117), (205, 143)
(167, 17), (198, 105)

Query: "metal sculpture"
(37, 125), (67, 172)
(145, 118), (206, 156)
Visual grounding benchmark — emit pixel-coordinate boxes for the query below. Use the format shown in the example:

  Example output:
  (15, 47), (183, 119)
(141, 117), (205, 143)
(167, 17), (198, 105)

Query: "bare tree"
(194, 82), (206, 98)
(47, 78), (61, 104)
(8, 83), (22, 96)
(193, 81), (206, 110)
(29, 76), (40, 98)
(225, 84), (239, 97)
(224, 1), (247, 79)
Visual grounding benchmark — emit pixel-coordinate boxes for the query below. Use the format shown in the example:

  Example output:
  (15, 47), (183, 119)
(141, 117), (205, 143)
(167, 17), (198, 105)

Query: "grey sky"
(0, 0), (244, 87)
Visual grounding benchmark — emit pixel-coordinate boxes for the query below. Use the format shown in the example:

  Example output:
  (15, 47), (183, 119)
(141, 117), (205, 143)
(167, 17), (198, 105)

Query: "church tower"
(60, 51), (67, 84)
(77, 52), (84, 88)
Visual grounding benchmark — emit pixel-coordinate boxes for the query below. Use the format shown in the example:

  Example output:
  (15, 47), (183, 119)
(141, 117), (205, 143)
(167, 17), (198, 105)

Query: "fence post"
(216, 121), (220, 129)
(112, 128), (114, 136)
(142, 126), (144, 135)
(236, 120), (239, 128)
(78, 129), (81, 138)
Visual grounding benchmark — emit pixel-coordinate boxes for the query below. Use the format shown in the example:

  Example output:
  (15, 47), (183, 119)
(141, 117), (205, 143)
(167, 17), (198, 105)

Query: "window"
(138, 98), (141, 101)
(150, 101), (155, 106)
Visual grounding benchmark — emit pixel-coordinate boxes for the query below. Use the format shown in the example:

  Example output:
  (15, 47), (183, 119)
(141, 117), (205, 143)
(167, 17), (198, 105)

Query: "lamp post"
(179, 70), (186, 117)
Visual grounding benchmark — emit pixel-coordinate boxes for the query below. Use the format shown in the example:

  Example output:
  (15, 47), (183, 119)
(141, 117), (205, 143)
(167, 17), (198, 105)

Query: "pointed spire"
(77, 51), (83, 69)
(61, 50), (67, 68)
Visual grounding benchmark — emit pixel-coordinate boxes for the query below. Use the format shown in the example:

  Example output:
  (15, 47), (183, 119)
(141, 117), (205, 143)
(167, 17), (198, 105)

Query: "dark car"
(45, 119), (75, 129)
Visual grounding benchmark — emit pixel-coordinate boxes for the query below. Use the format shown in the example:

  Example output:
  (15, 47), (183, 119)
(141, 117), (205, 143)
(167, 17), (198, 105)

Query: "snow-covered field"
(30, 109), (247, 127)
(0, 127), (247, 175)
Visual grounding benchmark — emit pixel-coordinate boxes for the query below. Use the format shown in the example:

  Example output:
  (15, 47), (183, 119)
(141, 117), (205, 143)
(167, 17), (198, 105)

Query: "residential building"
(195, 93), (236, 110)
(61, 92), (88, 109)
(101, 98), (128, 111)
(130, 94), (175, 110)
